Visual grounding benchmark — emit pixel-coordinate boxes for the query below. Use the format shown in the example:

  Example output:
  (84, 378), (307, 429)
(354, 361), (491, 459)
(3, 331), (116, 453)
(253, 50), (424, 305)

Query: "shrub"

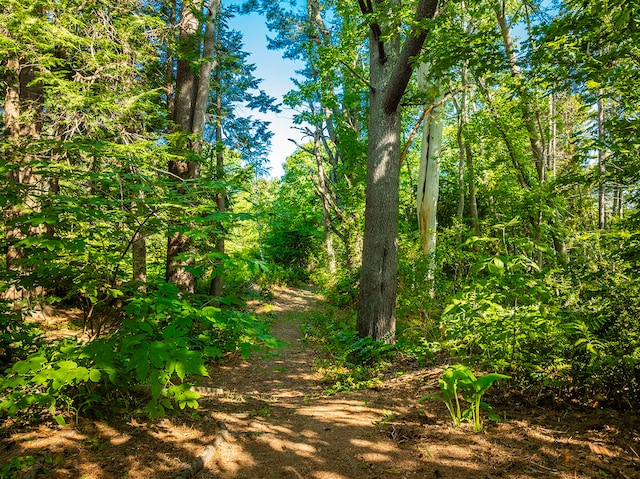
(0, 282), (280, 422)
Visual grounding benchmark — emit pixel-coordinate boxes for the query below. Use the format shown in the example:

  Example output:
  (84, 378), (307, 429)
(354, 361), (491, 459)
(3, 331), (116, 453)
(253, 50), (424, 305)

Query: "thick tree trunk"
(356, 76), (401, 342)
(356, 0), (439, 342)
(166, 0), (219, 292)
(3, 58), (44, 301)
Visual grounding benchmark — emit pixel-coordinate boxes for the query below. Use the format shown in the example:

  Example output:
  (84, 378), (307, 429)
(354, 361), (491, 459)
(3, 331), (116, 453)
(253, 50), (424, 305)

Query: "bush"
(559, 231), (640, 407)
(0, 297), (42, 370)
(0, 282), (281, 422)
(442, 254), (570, 386)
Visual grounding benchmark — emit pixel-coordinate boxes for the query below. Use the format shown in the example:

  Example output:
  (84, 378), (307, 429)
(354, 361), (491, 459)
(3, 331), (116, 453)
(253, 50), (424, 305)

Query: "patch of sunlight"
(359, 451), (392, 463)
(261, 436), (318, 458)
(92, 422), (130, 446)
(311, 471), (352, 479)
(350, 438), (395, 453)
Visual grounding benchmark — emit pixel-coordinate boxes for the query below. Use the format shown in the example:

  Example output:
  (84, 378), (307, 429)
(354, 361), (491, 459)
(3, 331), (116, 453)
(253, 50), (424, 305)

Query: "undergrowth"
(301, 309), (439, 394)
(0, 282), (281, 424)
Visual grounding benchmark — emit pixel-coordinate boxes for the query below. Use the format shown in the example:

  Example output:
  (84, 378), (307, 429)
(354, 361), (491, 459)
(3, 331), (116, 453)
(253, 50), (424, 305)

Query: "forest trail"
(196, 285), (428, 479)
(1, 286), (639, 479)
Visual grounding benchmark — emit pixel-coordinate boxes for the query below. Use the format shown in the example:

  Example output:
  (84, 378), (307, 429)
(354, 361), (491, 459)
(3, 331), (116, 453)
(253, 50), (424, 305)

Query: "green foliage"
(0, 283), (280, 421)
(0, 297), (42, 369)
(0, 455), (34, 479)
(300, 311), (389, 393)
(420, 364), (510, 432)
(319, 269), (360, 309)
(558, 231), (640, 407)
(441, 252), (569, 385)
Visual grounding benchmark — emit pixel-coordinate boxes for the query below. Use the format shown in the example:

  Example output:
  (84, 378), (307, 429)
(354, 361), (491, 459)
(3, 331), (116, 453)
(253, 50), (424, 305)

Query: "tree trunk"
(313, 129), (337, 275)
(494, 1), (546, 181)
(132, 231), (147, 285)
(209, 98), (225, 298)
(466, 142), (481, 236)
(416, 63), (444, 289)
(166, 0), (219, 292)
(597, 93), (607, 230)
(356, 0), (439, 342)
(3, 58), (44, 301)
(494, 1), (567, 264)
(356, 65), (401, 342)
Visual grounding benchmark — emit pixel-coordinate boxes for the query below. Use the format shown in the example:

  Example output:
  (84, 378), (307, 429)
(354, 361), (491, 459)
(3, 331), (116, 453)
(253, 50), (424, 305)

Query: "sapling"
(420, 364), (510, 431)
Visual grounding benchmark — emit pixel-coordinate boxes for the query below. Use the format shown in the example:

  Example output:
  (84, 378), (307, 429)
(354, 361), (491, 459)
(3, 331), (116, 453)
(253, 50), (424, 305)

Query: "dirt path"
(1, 286), (639, 478)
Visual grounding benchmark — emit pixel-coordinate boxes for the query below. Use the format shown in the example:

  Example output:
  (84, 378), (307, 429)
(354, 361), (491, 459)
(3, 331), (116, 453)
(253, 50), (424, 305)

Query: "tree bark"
(313, 129), (337, 274)
(209, 94), (226, 298)
(597, 93), (607, 230)
(494, 1), (546, 181)
(356, 0), (439, 342)
(466, 142), (481, 236)
(166, 0), (219, 292)
(3, 58), (44, 301)
(493, 1), (567, 264)
(416, 63), (444, 288)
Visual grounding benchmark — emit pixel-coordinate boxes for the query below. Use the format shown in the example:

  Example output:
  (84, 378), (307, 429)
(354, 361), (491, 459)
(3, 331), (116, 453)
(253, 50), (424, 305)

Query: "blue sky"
(224, 1), (305, 178)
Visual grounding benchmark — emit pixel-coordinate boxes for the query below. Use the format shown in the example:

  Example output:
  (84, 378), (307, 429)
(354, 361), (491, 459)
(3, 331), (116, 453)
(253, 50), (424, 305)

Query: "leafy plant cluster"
(421, 364), (510, 432)
(0, 455), (34, 479)
(0, 297), (42, 369)
(441, 252), (567, 384)
(433, 231), (640, 407)
(301, 310), (438, 394)
(0, 283), (279, 422)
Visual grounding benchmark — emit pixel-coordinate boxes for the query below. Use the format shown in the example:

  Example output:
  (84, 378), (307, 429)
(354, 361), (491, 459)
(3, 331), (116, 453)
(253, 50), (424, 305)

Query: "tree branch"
(339, 59), (373, 90)
(383, 0), (440, 115)
(399, 89), (456, 166)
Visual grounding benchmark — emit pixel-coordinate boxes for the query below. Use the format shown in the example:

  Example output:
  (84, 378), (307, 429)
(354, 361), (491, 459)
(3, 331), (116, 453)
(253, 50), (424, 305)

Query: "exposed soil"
(1, 286), (639, 478)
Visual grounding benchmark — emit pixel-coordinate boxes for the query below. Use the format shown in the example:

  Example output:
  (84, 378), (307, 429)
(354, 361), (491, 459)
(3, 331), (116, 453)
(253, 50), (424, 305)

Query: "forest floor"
(1, 286), (640, 479)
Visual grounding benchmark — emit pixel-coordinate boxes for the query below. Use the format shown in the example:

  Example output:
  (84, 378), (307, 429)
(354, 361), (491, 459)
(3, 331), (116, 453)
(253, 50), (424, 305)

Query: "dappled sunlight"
(3, 287), (638, 479)
(93, 421), (132, 446)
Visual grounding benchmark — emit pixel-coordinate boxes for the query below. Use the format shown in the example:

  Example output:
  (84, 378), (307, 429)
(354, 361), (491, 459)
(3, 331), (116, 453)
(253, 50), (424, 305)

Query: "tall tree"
(165, 0), (221, 292)
(356, 0), (439, 342)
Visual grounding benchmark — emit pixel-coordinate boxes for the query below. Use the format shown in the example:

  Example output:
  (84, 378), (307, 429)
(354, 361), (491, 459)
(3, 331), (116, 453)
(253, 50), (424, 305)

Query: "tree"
(416, 62), (444, 288)
(165, 0), (221, 292)
(356, 0), (440, 342)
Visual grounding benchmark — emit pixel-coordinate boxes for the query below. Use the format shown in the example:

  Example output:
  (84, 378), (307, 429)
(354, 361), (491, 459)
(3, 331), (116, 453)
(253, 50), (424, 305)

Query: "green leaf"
(175, 361), (186, 381)
(136, 359), (150, 382)
(473, 373), (511, 395)
(139, 321), (154, 335)
(149, 342), (167, 368)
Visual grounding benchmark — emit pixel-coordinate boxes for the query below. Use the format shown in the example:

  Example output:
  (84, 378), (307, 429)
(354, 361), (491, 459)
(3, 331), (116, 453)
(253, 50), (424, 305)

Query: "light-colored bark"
(416, 63), (444, 282)
(597, 93), (607, 230)
(493, 0), (567, 264)
(494, 0), (546, 182)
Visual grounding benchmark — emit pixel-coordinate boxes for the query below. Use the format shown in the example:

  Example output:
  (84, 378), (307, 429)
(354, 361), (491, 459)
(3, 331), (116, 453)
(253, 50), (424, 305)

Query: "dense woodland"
(1, 0), (639, 431)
